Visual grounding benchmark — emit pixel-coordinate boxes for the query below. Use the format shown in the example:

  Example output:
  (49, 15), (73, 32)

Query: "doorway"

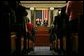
(34, 8), (49, 27)
(33, 8), (50, 46)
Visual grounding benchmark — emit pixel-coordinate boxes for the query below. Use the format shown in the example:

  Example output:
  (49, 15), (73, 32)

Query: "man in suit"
(53, 9), (64, 54)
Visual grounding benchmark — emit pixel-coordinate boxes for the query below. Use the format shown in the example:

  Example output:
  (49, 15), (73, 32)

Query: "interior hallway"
(0, 1), (81, 55)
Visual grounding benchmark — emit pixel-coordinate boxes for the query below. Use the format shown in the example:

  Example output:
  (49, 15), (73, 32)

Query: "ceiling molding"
(20, 1), (66, 4)
(20, 1), (66, 8)
(21, 4), (66, 8)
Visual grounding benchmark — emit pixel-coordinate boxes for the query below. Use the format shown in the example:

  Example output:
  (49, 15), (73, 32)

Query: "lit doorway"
(34, 8), (49, 27)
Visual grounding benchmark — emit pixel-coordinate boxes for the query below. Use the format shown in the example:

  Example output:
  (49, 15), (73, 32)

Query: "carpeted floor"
(35, 26), (50, 46)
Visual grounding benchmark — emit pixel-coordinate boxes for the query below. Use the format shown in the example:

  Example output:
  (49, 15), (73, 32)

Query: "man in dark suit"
(53, 9), (64, 54)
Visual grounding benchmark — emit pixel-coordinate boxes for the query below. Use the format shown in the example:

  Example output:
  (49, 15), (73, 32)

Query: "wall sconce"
(30, 7), (34, 10)
(50, 7), (54, 10)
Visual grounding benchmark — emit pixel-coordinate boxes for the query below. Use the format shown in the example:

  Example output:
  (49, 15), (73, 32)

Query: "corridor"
(0, 1), (82, 55)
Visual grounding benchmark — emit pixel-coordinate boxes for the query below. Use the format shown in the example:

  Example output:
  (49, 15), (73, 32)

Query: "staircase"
(35, 26), (50, 46)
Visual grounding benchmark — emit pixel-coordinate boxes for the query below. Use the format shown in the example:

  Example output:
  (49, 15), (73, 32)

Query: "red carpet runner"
(35, 26), (50, 46)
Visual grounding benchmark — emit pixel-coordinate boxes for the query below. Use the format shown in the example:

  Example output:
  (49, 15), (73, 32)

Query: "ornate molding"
(20, 1), (66, 4)
(22, 4), (66, 8)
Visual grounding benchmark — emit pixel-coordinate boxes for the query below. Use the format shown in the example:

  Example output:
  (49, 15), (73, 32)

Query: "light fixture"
(50, 7), (54, 10)
(30, 7), (34, 10)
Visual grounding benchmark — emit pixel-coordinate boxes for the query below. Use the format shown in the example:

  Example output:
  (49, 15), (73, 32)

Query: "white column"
(53, 9), (58, 21)
(42, 9), (44, 26)
(48, 7), (54, 27)
(48, 10), (50, 27)
(30, 7), (35, 27)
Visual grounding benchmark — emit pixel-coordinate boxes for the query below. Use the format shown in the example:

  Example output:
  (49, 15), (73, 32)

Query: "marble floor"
(28, 46), (63, 55)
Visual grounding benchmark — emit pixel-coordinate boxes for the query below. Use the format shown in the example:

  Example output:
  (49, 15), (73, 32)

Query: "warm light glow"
(30, 7), (34, 10)
(50, 7), (54, 10)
